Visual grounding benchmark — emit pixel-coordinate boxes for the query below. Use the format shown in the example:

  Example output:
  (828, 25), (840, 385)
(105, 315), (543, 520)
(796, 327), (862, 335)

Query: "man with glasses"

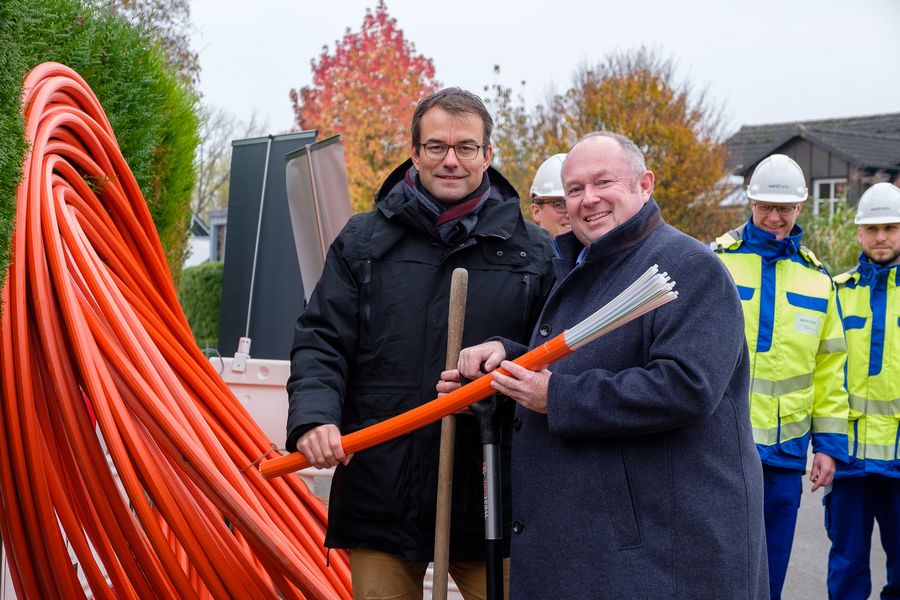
(712, 153), (849, 599)
(529, 154), (570, 238)
(285, 87), (555, 599)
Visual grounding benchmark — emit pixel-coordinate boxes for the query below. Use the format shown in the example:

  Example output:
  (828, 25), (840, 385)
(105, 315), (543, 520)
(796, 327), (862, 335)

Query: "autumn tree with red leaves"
(291, 2), (439, 213)
(489, 48), (735, 241)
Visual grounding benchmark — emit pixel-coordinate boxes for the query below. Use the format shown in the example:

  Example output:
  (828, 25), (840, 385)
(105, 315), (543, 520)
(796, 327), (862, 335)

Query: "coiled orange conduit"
(0, 62), (351, 599)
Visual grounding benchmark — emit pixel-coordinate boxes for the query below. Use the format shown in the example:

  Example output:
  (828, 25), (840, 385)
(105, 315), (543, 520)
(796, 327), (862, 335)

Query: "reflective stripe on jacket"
(715, 225), (848, 470)
(835, 262), (900, 477)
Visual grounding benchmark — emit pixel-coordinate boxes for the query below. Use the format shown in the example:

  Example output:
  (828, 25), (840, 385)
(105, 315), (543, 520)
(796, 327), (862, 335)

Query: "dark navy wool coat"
(504, 200), (768, 599)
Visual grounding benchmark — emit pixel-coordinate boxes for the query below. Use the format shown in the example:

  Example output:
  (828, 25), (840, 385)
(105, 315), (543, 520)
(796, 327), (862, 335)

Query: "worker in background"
(440, 132), (768, 598)
(712, 153), (849, 600)
(828, 182), (900, 600)
(529, 153), (570, 238)
(285, 87), (555, 600)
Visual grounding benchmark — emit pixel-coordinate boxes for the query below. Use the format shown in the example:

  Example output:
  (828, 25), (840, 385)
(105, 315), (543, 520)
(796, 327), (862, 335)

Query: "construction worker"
(529, 153), (571, 238)
(828, 182), (900, 600)
(712, 153), (849, 600)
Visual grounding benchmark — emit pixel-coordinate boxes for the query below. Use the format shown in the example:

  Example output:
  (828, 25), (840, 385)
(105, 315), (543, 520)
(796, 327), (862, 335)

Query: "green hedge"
(178, 261), (223, 350)
(0, 0), (199, 294)
(0, 11), (27, 289)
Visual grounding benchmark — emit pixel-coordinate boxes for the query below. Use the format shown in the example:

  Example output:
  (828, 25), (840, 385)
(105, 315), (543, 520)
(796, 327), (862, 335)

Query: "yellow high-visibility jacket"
(713, 222), (848, 470)
(834, 258), (900, 477)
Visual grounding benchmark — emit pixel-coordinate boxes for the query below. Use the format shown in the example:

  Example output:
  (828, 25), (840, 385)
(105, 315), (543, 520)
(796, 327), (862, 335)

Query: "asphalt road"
(783, 455), (887, 599)
(307, 456), (891, 599)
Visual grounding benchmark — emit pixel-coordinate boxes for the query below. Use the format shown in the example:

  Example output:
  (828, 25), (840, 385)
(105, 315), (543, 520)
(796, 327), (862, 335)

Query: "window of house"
(812, 178), (848, 217)
(208, 209), (228, 262)
(211, 222), (226, 262)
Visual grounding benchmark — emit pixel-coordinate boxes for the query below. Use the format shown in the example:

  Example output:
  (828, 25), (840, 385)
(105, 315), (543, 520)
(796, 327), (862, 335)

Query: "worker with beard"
(828, 183), (900, 600)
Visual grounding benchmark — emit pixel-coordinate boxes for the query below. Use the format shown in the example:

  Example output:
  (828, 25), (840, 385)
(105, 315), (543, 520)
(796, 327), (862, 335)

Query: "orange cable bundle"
(0, 62), (351, 599)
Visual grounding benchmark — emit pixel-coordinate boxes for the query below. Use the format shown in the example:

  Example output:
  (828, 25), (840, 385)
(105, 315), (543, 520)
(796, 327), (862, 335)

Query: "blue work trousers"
(763, 465), (802, 600)
(825, 476), (900, 600)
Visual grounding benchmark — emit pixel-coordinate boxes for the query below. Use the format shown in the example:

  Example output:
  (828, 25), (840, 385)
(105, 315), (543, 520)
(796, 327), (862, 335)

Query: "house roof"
(190, 213), (210, 237)
(725, 113), (900, 174)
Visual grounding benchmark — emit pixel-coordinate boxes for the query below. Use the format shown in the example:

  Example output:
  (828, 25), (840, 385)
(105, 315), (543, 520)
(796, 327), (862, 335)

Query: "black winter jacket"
(286, 159), (555, 562)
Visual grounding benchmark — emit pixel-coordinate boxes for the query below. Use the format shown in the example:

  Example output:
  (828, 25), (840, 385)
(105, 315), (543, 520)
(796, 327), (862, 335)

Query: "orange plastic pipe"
(1, 62), (351, 599)
(261, 335), (571, 478)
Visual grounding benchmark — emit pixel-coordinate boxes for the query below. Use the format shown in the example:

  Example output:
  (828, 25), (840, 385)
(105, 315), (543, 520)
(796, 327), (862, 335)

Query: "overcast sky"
(190, 0), (900, 138)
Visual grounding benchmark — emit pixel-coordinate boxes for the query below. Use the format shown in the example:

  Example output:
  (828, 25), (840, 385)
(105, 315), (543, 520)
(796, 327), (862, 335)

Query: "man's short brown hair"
(411, 87), (493, 147)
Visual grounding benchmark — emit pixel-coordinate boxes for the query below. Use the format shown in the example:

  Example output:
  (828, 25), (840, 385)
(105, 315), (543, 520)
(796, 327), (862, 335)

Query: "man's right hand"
(456, 340), (507, 379)
(296, 424), (353, 469)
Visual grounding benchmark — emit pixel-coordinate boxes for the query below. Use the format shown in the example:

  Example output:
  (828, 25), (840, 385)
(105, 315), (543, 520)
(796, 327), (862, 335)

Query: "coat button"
(512, 520), (524, 534)
(539, 324), (551, 337)
(513, 417), (522, 431)
(519, 251), (527, 258)
(496, 250), (504, 257)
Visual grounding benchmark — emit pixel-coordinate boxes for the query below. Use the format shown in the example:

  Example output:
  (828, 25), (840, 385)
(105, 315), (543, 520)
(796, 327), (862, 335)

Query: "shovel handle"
(433, 268), (468, 599)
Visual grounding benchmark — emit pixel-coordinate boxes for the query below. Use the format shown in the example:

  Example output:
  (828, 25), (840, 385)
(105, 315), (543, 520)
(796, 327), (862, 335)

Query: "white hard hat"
(530, 153), (567, 199)
(746, 154), (808, 203)
(855, 182), (900, 225)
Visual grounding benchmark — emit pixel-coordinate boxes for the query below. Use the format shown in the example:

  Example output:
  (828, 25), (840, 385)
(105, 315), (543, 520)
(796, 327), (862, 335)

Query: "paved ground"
(784, 455), (887, 599)
(305, 457), (892, 599)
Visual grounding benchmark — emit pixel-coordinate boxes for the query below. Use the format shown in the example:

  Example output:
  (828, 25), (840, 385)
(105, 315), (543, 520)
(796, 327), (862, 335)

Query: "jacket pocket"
(337, 418), (412, 523)
(785, 292), (827, 337)
(776, 402), (812, 457)
(735, 285), (755, 301)
(597, 448), (641, 549)
(786, 291), (828, 313)
(843, 315), (867, 330)
(849, 415), (861, 459)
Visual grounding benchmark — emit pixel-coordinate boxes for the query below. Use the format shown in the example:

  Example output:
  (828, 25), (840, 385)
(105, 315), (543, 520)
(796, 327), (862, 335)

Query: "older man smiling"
(441, 131), (767, 599)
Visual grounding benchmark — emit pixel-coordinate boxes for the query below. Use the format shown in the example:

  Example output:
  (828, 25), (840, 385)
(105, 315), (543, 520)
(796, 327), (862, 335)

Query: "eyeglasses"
(417, 142), (486, 161)
(752, 202), (799, 216)
(535, 198), (567, 214)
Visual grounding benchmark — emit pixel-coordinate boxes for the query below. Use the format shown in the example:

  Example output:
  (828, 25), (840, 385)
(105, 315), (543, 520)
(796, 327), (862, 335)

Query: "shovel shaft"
(433, 268), (468, 600)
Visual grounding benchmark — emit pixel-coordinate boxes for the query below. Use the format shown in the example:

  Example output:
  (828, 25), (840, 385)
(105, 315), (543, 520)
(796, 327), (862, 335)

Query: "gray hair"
(566, 131), (648, 188)
(411, 87), (493, 147)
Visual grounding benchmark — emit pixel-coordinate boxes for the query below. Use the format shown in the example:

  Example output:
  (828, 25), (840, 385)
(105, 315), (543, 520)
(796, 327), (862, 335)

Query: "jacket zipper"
(361, 259), (372, 345)
(522, 274), (532, 326)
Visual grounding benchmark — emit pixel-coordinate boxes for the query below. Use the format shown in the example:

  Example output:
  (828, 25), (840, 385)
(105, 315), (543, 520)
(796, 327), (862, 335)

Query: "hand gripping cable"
(262, 265), (677, 479)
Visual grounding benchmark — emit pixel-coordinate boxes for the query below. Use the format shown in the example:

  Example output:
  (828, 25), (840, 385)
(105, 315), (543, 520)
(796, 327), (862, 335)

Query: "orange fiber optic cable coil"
(0, 62), (351, 599)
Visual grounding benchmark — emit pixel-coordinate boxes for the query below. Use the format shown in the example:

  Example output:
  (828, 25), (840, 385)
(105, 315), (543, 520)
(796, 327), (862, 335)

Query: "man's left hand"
(491, 360), (551, 414)
(809, 452), (836, 492)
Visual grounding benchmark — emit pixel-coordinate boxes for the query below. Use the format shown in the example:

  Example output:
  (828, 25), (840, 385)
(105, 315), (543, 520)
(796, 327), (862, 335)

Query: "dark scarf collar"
(856, 253), (900, 287)
(403, 166), (491, 245)
(556, 198), (665, 266)
(743, 217), (803, 264)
